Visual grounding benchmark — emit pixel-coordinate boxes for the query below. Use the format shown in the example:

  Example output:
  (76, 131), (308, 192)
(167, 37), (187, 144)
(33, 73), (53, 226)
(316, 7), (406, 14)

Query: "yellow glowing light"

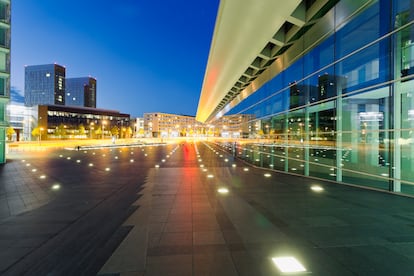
(272, 257), (306, 273)
(207, 174), (214, 178)
(67, 157), (71, 160)
(311, 185), (324, 192)
(105, 168), (111, 171)
(26, 163), (31, 167)
(76, 160), (81, 163)
(232, 164), (237, 167)
(200, 164), (205, 168)
(130, 159), (134, 163)
(218, 188), (229, 194)
(243, 168), (249, 171)
(39, 175), (46, 179)
(264, 173), (271, 178)
(162, 159), (166, 162)
(155, 164), (160, 168)
(89, 163), (94, 167)
(224, 158), (229, 162)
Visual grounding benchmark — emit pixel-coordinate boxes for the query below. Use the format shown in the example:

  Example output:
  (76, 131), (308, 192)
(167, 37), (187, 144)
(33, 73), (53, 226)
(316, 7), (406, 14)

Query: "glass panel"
(341, 86), (390, 190)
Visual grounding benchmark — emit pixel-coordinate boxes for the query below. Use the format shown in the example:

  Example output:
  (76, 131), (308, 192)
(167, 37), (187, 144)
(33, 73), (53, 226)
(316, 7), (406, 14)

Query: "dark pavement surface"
(1, 141), (414, 275)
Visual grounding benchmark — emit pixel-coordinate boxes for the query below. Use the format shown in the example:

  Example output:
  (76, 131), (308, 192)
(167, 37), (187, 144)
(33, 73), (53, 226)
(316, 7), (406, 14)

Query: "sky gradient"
(11, 1), (219, 117)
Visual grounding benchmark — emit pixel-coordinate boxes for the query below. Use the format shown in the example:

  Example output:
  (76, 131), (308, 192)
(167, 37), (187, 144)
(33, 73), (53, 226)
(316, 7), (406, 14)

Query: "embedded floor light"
(105, 168), (111, 171)
(243, 168), (249, 171)
(264, 173), (271, 178)
(39, 175), (46, 179)
(207, 174), (214, 178)
(217, 188), (229, 194)
(232, 164), (237, 168)
(272, 256), (306, 273)
(51, 184), (61, 190)
(155, 164), (160, 168)
(311, 185), (324, 192)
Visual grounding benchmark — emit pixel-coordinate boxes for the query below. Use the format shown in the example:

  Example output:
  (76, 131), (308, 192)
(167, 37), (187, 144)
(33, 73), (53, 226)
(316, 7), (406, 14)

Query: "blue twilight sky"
(11, 0), (219, 117)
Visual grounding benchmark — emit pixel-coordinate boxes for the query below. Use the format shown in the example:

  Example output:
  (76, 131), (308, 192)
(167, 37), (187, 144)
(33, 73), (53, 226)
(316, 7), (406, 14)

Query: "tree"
(32, 127), (41, 140)
(78, 124), (86, 136)
(55, 123), (67, 138)
(6, 127), (15, 141)
(125, 127), (133, 138)
(111, 126), (119, 137)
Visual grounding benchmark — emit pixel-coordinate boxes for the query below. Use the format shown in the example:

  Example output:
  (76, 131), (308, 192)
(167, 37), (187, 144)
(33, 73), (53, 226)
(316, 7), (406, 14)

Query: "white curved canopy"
(196, 0), (303, 122)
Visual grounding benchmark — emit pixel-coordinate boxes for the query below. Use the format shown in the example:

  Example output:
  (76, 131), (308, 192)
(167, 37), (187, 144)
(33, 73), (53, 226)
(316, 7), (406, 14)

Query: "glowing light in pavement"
(272, 257), (307, 273)
(105, 168), (111, 171)
(59, 155), (63, 158)
(218, 188), (229, 194)
(22, 160), (26, 162)
(232, 164), (237, 167)
(89, 163), (94, 167)
(26, 163), (31, 167)
(264, 173), (271, 178)
(155, 164), (160, 168)
(39, 175), (46, 179)
(115, 156), (119, 159)
(243, 168), (249, 171)
(130, 159), (134, 163)
(203, 168), (208, 172)
(311, 185), (324, 192)
(51, 184), (61, 190)
(225, 158), (229, 162)
(207, 174), (214, 178)
(31, 168), (37, 172)
(66, 157), (71, 160)
(76, 160), (81, 163)
(162, 159), (166, 162)
(200, 164), (204, 168)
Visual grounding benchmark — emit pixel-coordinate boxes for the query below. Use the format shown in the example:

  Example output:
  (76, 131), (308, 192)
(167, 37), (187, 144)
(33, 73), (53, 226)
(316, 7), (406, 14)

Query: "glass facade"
(220, 0), (414, 195)
(24, 64), (66, 106)
(0, 0), (10, 164)
(65, 77), (97, 108)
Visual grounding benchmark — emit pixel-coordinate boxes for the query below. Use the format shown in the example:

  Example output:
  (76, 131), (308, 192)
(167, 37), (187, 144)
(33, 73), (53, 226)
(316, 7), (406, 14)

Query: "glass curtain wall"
(224, 0), (414, 195)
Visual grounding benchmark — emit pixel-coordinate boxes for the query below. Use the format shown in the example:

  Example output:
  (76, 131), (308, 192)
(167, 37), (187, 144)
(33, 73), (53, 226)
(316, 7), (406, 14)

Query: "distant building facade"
(6, 103), (36, 141)
(65, 77), (97, 108)
(0, 0), (10, 163)
(144, 112), (203, 138)
(24, 64), (66, 107)
(37, 105), (130, 139)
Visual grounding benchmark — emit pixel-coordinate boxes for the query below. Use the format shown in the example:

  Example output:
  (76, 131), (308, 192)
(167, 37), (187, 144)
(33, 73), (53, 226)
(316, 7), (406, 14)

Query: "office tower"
(66, 77), (97, 108)
(0, 0), (10, 164)
(24, 64), (66, 106)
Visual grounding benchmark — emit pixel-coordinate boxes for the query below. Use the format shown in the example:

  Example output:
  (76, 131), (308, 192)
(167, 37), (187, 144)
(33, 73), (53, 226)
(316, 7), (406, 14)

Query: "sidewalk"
(99, 142), (414, 275)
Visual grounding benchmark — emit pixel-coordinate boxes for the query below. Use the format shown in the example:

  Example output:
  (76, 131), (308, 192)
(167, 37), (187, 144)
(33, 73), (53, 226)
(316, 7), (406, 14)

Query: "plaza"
(1, 140), (414, 275)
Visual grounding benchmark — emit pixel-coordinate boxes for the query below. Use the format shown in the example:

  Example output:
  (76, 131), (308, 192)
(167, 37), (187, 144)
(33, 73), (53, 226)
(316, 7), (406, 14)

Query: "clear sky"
(11, 0), (219, 117)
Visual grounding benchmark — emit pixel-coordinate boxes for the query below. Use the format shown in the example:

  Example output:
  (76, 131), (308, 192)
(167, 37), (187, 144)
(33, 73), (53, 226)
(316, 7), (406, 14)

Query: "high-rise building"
(197, 0), (414, 195)
(24, 64), (66, 107)
(65, 77), (97, 108)
(0, 0), (10, 164)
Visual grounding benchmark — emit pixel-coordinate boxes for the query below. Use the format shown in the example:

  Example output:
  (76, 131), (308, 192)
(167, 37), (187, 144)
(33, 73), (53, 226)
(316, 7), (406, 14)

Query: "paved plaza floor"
(1, 141), (414, 275)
